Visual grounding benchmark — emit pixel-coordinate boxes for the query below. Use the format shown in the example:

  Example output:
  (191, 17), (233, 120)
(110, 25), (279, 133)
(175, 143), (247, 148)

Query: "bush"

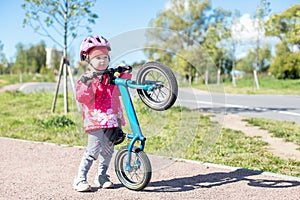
(36, 115), (75, 128)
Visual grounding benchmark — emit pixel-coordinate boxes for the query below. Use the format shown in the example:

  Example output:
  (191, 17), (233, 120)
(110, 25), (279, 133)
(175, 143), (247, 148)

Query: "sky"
(0, 0), (298, 65)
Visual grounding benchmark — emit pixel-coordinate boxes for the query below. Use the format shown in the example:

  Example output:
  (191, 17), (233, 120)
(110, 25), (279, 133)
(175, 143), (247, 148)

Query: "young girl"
(73, 35), (131, 192)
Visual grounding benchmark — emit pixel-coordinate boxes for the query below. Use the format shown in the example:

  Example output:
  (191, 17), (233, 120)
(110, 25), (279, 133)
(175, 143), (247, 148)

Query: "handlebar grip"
(80, 66), (131, 83)
(80, 72), (100, 83)
(117, 65), (132, 73)
(80, 76), (89, 83)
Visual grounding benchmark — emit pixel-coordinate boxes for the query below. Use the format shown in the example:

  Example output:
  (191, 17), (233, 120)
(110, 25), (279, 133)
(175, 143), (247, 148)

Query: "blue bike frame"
(114, 78), (157, 171)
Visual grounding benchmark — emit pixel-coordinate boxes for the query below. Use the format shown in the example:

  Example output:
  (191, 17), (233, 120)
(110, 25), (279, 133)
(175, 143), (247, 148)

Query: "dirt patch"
(219, 114), (300, 161)
(0, 83), (24, 93)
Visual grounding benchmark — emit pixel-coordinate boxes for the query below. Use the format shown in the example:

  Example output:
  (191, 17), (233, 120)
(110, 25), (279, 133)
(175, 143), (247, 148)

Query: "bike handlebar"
(80, 65), (132, 83)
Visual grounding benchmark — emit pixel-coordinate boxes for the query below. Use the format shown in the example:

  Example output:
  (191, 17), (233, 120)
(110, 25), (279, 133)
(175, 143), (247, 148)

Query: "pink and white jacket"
(76, 72), (132, 133)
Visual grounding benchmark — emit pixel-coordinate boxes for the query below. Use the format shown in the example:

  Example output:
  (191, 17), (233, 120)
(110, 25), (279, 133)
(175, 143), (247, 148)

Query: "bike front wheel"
(136, 61), (178, 111)
(115, 146), (152, 191)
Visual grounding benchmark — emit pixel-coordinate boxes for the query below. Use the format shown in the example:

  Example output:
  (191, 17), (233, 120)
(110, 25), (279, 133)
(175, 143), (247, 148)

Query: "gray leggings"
(77, 129), (114, 178)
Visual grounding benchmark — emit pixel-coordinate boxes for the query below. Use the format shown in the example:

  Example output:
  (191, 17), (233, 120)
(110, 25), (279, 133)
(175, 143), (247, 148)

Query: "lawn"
(190, 75), (300, 95)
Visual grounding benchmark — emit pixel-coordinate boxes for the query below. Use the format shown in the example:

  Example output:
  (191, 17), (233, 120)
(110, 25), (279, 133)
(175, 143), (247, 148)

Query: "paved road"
(177, 88), (300, 124)
(1, 137), (299, 200)
(17, 82), (300, 124)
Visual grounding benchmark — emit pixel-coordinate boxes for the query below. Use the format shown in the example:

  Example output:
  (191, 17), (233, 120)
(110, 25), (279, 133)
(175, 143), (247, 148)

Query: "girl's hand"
(116, 63), (132, 74)
(123, 65), (132, 74)
(80, 70), (95, 86)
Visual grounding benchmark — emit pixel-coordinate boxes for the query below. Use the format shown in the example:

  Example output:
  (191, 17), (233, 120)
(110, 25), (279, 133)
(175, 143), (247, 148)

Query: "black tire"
(115, 146), (152, 191)
(136, 61), (178, 111)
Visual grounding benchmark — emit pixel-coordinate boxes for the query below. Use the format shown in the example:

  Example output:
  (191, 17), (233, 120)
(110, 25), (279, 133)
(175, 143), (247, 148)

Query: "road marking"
(179, 99), (300, 117)
(278, 111), (300, 117)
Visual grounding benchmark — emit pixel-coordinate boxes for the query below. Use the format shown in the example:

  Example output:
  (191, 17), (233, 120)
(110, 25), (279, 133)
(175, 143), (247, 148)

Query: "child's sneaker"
(73, 176), (91, 192)
(94, 175), (114, 189)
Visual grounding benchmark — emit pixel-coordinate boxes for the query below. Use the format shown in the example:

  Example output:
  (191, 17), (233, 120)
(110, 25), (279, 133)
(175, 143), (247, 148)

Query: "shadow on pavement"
(194, 107), (298, 115)
(145, 168), (300, 193)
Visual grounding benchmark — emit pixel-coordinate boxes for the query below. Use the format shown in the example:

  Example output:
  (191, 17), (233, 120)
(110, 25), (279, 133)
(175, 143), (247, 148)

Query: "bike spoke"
(152, 90), (161, 102)
(145, 71), (171, 103)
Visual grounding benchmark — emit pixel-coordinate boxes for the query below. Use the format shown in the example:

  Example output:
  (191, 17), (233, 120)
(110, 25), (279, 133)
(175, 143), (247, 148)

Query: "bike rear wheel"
(136, 61), (178, 111)
(115, 146), (152, 191)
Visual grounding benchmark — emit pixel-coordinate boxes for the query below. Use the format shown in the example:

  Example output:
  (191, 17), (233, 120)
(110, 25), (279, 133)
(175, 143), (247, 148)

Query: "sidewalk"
(0, 137), (299, 200)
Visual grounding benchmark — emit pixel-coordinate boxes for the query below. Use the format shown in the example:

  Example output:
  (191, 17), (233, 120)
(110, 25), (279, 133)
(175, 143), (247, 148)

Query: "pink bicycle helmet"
(80, 35), (111, 61)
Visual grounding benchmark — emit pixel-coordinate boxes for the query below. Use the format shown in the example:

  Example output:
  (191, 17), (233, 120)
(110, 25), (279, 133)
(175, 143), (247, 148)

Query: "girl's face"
(90, 54), (109, 71)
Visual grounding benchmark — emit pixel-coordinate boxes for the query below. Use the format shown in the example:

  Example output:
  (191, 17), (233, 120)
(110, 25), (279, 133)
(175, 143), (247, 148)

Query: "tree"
(22, 0), (98, 55)
(252, 0), (271, 90)
(204, 8), (231, 85)
(27, 41), (47, 73)
(22, 0), (98, 114)
(12, 41), (46, 74)
(145, 0), (211, 85)
(265, 4), (300, 79)
(13, 43), (28, 74)
(0, 41), (8, 74)
(237, 44), (271, 73)
(265, 4), (300, 49)
(223, 10), (243, 87)
(269, 42), (300, 79)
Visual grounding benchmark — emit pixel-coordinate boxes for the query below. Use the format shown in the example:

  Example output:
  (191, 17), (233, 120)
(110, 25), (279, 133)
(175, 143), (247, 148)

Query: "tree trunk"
(195, 72), (199, 84)
(205, 69), (208, 85)
(63, 0), (69, 114)
(189, 64), (193, 85)
(217, 68), (221, 85)
(217, 58), (222, 85)
(254, 44), (260, 90)
(51, 57), (64, 113)
(253, 69), (260, 90)
(231, 60), (236, 87)
(63, 60), (68, 114)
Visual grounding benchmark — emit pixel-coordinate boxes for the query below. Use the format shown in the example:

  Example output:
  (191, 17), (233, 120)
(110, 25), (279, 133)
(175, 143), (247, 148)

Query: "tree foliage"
(204, 7), (231, 84)
(0, 41), (8, 74)
(22, 0), (98, 57)
(237, 44), (271, 73)
(145, 0), (233, 84)
(13, 42), (46, 74)
(269, 42), (300, 79)
(266, 4), (300, 79)
(265, 4), (300, 47)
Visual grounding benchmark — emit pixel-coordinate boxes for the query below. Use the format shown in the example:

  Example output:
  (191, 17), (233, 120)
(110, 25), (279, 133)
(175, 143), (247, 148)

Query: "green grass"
(133, 104), (300, 177)
(0, 91), (86, 146)
(244, 118), (300, 146)
(190, 75), (300, 95)
(0, 74), (55, 88)
(0, 91), (299, 177)
(185, 128), (300, 177)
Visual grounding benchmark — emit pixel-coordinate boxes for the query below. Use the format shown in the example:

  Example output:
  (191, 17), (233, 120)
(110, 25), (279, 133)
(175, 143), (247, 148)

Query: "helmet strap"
(85, 54), (90, 63)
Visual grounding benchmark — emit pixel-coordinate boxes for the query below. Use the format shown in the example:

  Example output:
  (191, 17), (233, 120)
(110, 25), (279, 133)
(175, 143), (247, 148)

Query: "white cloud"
(164, 0), (172, 10)
(231, 13), (280, 58)
(231, 13), (263, 42)
(164, 0), (190, 11)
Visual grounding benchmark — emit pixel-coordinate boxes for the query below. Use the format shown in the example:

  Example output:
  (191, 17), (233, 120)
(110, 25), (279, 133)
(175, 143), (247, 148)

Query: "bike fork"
(116, 79), (146, 171)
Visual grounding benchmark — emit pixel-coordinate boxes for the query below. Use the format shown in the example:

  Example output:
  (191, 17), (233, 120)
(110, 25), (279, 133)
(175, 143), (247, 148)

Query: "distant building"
(45, 48), (63, 69)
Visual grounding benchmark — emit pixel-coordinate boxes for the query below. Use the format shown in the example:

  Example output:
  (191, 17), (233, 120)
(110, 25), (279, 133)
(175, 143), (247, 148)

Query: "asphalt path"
(177, 88), (300, 124)
(18, 82), (300, 124)
(1, 137), (300, 200)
